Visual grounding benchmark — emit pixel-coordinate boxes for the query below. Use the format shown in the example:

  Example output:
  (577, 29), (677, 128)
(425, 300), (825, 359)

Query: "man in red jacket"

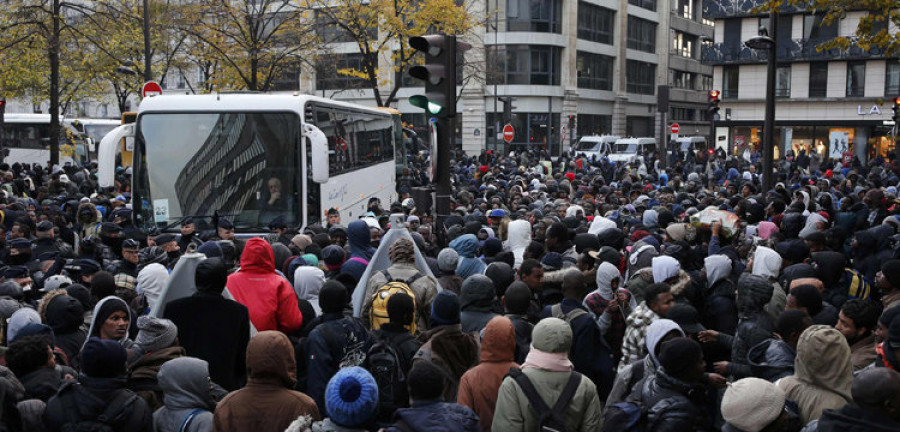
(227, 237), (303, 333)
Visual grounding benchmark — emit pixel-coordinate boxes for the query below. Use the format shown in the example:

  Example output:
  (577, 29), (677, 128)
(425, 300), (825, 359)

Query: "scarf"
(521, 345), (573, 372)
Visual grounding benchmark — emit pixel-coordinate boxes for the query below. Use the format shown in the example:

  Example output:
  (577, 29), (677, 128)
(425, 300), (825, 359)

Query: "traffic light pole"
(435, 117), (453, 248)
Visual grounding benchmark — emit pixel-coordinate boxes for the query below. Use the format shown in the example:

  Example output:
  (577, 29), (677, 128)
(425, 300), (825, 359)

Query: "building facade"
(703, 1), (899, 163)
(301, 0), (713, 156)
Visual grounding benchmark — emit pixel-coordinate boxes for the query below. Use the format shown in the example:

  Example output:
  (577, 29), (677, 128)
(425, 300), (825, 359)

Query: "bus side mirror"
(304, 123), (329, 184)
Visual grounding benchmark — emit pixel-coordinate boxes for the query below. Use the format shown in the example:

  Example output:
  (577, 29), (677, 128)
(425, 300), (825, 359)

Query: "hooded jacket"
(727, 274), (775, 379)
(40, 291), (87, 364)
(606, 319), (684, 406)
(619, 301), (660, 372)
(458, 317), (518, 432)
(640, 368), (713, 432)
(505, 220), (531, 269)
(703, 255), (738, 335)
(808, 402), (900, 432)
(86, 296), (135, 350)
(213, 331), (320, 432)
(747, 338), (795, 382)
(293, 266), (326, 316)
(339, 220), (376, 282)
(459, 275), (500, 333)
(153, 357), (216, 432)
(227, 238), (303, 333)
(777, 325), (853, 423)
(451, 234), (487, 278)
(136, 263), (169, 313)
(584, 262), (634, 361)
(751, 246), (786, 321)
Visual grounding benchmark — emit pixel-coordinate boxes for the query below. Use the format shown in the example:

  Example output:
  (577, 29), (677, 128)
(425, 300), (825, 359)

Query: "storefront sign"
(857, 105), (882, 116)
(734, 135), (745, 147)
(829, 130), (850, 159)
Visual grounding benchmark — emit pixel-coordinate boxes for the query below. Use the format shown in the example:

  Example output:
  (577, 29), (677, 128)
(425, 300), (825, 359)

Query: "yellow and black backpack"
(369, 270), (420, 334)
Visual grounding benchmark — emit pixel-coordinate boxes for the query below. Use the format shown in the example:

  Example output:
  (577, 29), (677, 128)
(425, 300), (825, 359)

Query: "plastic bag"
(690, 208), (740, 237)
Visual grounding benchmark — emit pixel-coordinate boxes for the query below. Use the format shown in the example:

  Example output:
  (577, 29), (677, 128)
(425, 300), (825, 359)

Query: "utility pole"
(48, 0), (61, 166)
(143, 0), (152, 81)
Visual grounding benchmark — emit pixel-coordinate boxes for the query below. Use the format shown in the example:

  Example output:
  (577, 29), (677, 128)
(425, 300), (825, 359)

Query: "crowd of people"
(0, 144), (899, 432)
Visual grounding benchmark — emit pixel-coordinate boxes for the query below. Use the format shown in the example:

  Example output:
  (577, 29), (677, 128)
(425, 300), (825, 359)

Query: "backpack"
(550, 304), (589, 323)
(58, 383), (138, 432)
(508, 367), (582, 432)
(842, 268), (872, 301)
(370, 270), (421, 334)
(601, 372), (647, 432)
(363, 333), (413, 419)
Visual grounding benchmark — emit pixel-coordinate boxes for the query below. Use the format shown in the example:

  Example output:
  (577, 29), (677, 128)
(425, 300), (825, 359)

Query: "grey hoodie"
(705, 255), (731, 289)
(153, 357), (216, 432)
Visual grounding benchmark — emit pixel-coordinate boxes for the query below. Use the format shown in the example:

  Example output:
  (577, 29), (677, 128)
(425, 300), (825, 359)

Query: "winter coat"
(640, 368), (713, 432)
(40, 291), (87, 366)
(848, 333), (877, 371)
(153, 358), (216, 432)
(19, 367), (67, 402)
(364, 262), (439, 331)
(619, 302), (660, 372)
(625, 267), (654, 304)
(44, 375), (153, 432)
(803, 402), (900, 432)
(751, 246), (786, 322)
(414, 324), (480, 402)
(727, 310), (775, 378)
(437, 274), (463, 295)
(703, 277), (738, 336)
(385, 400), (480, 432)
(747, 338), (795, 382)
(506, 314), (533, 365)
(452, 235), (487, 278)
(606, 319), (683, 406)
(339, 220), (376, 283)
(305, 313), (372, 411)
(777, 325), (853, 423)
(458, 317), (518, 432)
(227, 237), (303, 333)
(459, 277), (500, 334)
(127, 345), (185, 411)
(491, 367), (603, 432)
(164, 291), (250, 392)
(213, 331), (320, 432)
(86, 296), (136, 350)
(584, 262), (635, 362)
(541, 298), (616, 399)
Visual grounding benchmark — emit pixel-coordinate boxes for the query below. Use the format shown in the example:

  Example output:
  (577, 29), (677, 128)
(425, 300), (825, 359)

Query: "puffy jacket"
(640, 368), (713, 432)
(747, 338), (795, 382)
(386, 400), (480, 432)
(804, 402), (900, 432)
(227, 238), (303, 333)
(458, 317), (518, 432)
(778, 325), (853, 424)
(44, 375), (153, 432)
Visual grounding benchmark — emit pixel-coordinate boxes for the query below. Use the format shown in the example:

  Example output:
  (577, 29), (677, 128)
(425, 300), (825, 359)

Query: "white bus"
(97, 94), (396, 232)
(0, 114), (90, 166)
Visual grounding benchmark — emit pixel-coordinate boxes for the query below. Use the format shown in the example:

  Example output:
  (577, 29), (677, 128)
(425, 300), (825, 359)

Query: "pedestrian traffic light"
(708, 90), (721, 120)
(409, 35), (457, 118)
(893, 97), (900, 124)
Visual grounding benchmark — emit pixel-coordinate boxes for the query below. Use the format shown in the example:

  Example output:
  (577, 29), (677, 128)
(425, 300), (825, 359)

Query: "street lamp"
(116, 66), (139, 76)
(745, 15), (777, 192)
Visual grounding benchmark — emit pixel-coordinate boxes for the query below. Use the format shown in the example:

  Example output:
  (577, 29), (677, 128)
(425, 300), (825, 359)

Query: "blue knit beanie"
(431, 290), (460, 326)
(325, 366), (379, 427)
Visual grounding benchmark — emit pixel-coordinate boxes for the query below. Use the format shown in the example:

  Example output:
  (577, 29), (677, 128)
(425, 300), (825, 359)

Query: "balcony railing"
(702, 0), (802, 20)
(702, 39), (888, 65)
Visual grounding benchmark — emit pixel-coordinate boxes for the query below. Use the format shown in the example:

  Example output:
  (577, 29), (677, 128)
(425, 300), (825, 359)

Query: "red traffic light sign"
(503, 124), (515, 143)
(671, 123), (680, 134)
(142, 81), (162, 98)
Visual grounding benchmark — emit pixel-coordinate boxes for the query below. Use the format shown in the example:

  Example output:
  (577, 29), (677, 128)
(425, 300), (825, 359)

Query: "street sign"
(503, 123), (514, 143)
(142, 81), (162, 98)
(670, 123), (680, 134)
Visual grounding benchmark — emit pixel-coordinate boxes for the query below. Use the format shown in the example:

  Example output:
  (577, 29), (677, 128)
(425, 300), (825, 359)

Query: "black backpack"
(508, 367), (582, 432)
(58, 383), (138, 432)
(364, 333), (410, 418)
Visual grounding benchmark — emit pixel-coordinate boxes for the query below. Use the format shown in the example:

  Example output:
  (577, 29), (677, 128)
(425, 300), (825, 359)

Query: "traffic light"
(708, 90), (721, 120)
(568, 115), (576, 129)
(498, 97), (515, 123)
(893, 97), (900, 124)
(0, 97), (5, 128)
(409, 35), (457, 118)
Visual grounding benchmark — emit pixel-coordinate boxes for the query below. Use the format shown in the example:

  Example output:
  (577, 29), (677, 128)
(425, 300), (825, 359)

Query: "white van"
(675, 136), (708, 153)
(572, 135), (619, 159)
(609, 137), (656, 163)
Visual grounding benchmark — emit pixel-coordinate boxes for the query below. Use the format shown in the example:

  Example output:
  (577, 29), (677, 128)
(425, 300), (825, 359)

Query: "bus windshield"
(136, 112), (301, 232)
(614, 143), (637, 154)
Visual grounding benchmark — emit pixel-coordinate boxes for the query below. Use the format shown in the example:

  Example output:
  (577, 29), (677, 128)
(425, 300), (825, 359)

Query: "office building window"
(671, 107), (696, 122)
(723, 19), (742, 50)
(846, 61), (865, 97)
(809, 62), (828, 98)
(315, 9), (376, 43)
(577, 51), (613, 90)
(507, 0), (562, 33)
(804, 14), (838, 42)
(627, 16), (656, 53)
(626, 116), (654, 137)
(886, 60), (900, 96)
(699, 74), (713, 91)
(674, 0), (693, 20)
(673, 31), (695, 58)
(316, 53), (373, 90)
(487, 45), (561, 85)
(760, 14), (793, 48)
(578, 114), (612, 135)
(628, 0), (656, 12)
(723, 66), (739, 98)
(776, 65), (791, 98)
(626, 60), (656, 95)
(577, 2), (614, 45)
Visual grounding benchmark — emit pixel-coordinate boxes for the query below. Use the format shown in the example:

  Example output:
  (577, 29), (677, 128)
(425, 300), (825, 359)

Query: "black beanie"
(195, 258), (228, 294)
(789, 284), (823, 317)
(81, 337), (127, 378)
(386, 291), (415, 325)
(319, 280), (347, 314)
(407, 361), (444, 400)
(658, 337), (704, 379)
(881, 259), (900, 288)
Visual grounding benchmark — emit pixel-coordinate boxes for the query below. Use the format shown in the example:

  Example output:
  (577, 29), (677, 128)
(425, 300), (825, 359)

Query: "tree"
(177, 0), (320, 91)
(309, 0), (478, 107)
